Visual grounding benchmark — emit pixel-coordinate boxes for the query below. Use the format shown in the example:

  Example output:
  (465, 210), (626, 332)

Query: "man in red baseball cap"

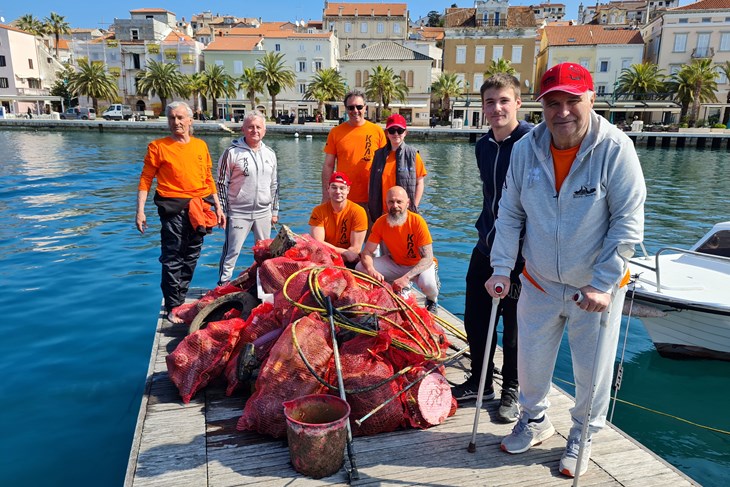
(309, 170), (368, 267)
(485, 62), (646, 478)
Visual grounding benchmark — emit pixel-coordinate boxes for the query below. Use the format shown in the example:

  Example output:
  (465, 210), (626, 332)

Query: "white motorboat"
(627, 222), (730, 360)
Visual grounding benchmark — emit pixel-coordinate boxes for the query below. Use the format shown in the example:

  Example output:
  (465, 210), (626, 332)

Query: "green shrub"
(713, 123), (726, 129)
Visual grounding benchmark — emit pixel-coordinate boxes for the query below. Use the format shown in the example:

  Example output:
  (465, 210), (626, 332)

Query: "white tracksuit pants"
(218, 212), (272, 284)
(356, 256), (439, 301)
(516, 275), (625, 439)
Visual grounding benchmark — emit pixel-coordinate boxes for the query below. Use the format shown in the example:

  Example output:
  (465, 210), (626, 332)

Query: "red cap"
(385, 113), (407, 130)
(329, 171), (351, 186)
(536, 62), (594, 101)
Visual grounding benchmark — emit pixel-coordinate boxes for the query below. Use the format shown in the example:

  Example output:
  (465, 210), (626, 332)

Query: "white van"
(103, 104), (133, 120)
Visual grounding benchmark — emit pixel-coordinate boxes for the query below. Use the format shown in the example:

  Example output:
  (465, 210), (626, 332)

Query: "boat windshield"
(695, 230), (730, 258)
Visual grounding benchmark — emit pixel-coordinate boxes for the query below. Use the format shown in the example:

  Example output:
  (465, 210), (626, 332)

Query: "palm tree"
(364, 65), (409, 121)
(44, 12), (71, 59)
(304, 68), (347, 119)
(238, 67), (265, 111)
(15, 14), (46, 36)
(484, 59), (517, 77)
(717, 61), (730, 125)
(180, 72), (206, 114)
(615, 62), (666, 101)
(136, 60), (186, 112)
(257, 52), (296, 119)
(67, 59), (118, 112)
(199, 64), (236, 119)
(431, 72), (463, 121)
(668, 59), (718, 125)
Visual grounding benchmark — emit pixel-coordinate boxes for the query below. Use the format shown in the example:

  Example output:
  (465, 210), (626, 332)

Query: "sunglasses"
(346, 104), (365, 111)
(387, 127), (406, 135)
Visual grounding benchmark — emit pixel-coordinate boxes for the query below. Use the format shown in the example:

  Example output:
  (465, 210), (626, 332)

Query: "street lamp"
(464, 81), (470, 127)
(223, 79), (230, 121)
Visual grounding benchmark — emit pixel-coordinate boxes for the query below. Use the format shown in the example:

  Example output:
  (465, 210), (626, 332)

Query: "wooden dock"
(125, 292), (699, 486)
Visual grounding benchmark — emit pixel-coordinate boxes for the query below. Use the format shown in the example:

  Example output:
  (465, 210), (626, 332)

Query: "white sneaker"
(500, 414), (555, 454)
(559, 435), (591, 477)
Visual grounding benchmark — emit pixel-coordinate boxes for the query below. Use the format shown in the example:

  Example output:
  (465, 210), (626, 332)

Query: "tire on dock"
(188, 291), (258, 334)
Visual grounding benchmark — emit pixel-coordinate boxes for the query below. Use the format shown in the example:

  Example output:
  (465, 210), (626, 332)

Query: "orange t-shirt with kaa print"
(308, 200), (368, 249)
(323, 121), (387, 203)
(368, 211), (432, 267)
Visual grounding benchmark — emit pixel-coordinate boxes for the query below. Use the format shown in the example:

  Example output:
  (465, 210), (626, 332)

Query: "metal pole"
(467, 284), (503, 453)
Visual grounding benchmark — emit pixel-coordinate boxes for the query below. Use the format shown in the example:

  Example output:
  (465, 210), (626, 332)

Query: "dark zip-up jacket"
(474, 120), (532, 257)
(368, 142), (419, 219)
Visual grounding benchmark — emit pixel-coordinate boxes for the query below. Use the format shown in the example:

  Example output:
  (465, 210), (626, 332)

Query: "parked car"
(102, 104), (133, 120)
(60, 107), (97, 120)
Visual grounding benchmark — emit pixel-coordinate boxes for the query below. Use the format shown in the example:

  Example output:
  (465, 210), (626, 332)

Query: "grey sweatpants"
(516, 275), (625, 439)
(218, 212), (272, 284)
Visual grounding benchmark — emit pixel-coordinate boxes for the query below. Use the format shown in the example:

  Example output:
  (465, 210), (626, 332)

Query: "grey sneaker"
(425, 298), (439, 313)
(497, 387), (520, 423)
(500, 414), (555, 454)
(559, 436), (592, 477)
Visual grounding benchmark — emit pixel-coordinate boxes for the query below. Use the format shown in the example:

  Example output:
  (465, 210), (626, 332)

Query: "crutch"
(467, 283), (503, 453)
(325, 296), (359, 482)
(572, 290), (611, 486)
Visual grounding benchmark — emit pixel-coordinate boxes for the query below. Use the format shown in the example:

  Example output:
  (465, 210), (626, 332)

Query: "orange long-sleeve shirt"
(138, 136), (216, 198)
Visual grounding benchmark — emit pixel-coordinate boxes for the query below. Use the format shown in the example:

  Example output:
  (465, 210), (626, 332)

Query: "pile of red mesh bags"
(165, 229), (455, 436)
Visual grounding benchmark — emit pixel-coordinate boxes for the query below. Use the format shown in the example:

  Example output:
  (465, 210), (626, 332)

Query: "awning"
(0, 94), (63, 102)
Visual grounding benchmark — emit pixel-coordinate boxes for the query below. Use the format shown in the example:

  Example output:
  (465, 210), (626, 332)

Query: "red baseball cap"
(329, 171), (351, 186)
(385, 113), (407, 130)
(536, 62), (594, 101)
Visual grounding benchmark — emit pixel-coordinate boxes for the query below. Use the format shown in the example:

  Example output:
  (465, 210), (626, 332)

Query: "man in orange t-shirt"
(309, 171), (368, 267)
(322, 89), (387, 212)
(136, 101), (225, 323)
(357, 186), (439, 311)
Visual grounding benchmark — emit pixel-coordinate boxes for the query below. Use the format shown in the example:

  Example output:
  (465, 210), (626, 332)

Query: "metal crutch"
(571, 290), (611, 486)
(467, 283), (503, 453)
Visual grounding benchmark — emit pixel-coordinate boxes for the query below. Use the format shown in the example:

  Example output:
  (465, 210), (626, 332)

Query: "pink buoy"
(283, 394), (351, 479)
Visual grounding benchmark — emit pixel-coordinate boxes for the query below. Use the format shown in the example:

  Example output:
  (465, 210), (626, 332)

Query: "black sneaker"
(425, 298), (439, 313)
(451, 380), (495, 402)
(497, 387), (520, 423)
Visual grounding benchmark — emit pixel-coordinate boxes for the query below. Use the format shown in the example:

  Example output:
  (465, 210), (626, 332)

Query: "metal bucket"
(283, 394), (351, 479)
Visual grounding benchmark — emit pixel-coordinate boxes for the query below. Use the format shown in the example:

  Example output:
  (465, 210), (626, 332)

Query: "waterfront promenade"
(3, 117), (730, 148)
(125, 292), (699, 487)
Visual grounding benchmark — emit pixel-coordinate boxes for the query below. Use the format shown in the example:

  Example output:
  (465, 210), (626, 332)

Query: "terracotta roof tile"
(673, 0), (730, 9)
(130, 8), (174, 14)
(543, 25), (643, 46)
(324, 2), (407, 16)
(205, 36), (264, 51)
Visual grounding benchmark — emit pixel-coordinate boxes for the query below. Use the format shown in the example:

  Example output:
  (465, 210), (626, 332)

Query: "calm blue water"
(1, 129), (728, 486)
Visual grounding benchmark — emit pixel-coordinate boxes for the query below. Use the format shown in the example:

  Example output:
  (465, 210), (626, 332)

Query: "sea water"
(1, 129), (728, 486)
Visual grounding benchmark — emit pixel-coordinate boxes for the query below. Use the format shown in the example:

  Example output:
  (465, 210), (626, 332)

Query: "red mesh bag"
(237, 313), (332, 438)
(224, 302), (282, 396)
(166, 317), (246, 403)
(401, 366), (453, 429)
(259, 257), (315, 295)
(284, 234), (344, 267)
(340, 333), (405, 436)
(252, 238), (274, 263)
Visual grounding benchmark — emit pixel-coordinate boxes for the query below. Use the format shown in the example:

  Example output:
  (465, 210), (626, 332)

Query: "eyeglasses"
(387, 127), (406, 135)
(346, 104), (365, 111)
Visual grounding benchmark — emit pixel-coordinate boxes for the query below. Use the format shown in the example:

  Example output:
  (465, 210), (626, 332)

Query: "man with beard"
(356, 186), (439, 311)
(309, 171), (368, 268)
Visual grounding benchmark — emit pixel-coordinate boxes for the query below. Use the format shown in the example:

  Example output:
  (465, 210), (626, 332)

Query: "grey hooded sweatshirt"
(491, 110), (646, 293)
(216, 137), (279, 219)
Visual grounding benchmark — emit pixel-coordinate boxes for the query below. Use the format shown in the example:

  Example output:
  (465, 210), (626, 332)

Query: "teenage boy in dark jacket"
(451, 74), (532, 424)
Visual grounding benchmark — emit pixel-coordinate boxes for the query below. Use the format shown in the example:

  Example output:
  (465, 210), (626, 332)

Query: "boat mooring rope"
(552, 375), (730, 436)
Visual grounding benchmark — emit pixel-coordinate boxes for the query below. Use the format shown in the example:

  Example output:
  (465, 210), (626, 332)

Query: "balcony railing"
(475, 19), (508, 28)
(16, 88), (50, 96)
(691, 47), (714, 58)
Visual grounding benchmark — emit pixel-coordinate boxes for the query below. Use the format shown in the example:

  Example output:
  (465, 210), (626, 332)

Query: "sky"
(1, 1), (593, 30)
